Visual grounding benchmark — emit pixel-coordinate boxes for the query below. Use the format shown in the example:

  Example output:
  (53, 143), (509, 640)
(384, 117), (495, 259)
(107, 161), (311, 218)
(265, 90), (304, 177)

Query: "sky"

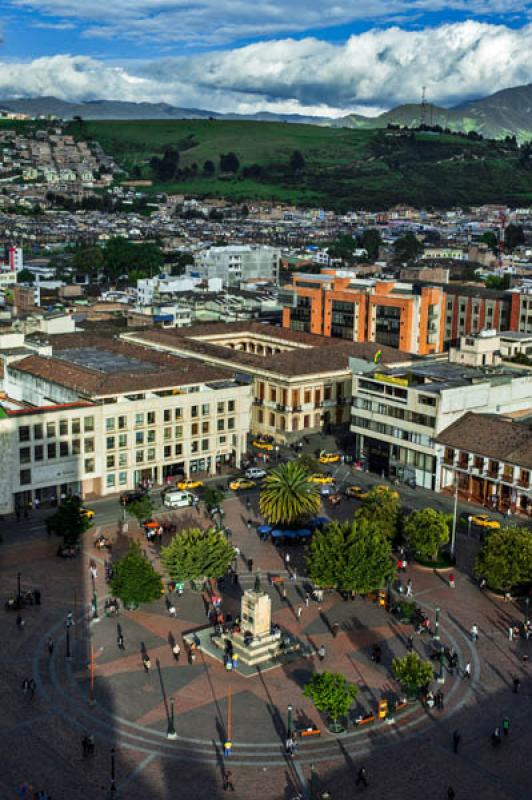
(0, 1), (531, 116)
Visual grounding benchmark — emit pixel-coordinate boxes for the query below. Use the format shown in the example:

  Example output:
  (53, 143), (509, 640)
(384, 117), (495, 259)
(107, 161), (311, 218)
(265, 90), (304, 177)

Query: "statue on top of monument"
(254, 571), (262, 594)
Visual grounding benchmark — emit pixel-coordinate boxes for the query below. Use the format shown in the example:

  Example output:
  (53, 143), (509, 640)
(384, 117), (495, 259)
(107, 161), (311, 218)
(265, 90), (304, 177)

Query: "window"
(228, 417), (235, 430)
(136, 450), (144, 464)
(191, 441), (199, 453)
(60, 442), (69, 457)
(59, 420), (68, 436)
(84, 416), (94, 432)
(304, 390), (311, 404)
(135, 431), (144, 445)
(217, 419), (225, 432)
(147, 448), (156, 461)
(202, 438), (209, 452)
(105, 418), (115, 431)
(147, 411), (156, 425)
(175, 444), (182, 456)
(19, 426), (30, 442)
(257, 410), (263, 424)
(269, 413), (275, 427)
(164, 445), (172, 459)
(201, 404), (210, 416)
(46, 422), (56, 438)
(164, 409), (171, 422)
(175, 408), (182, 420)
(270, 387), (277, 402)
(72, 440), (81, 456)
(147, 429), (156, 444)
(135, 413), (144, 428)
(84, 458), (95, 473)
(202, 421), (209, 433)
(72, 419), (81, 435)
(164, 427), (172, 441)
(228, 400), (235, 412)
(19, 447), (31, 464)
(106, 455), (115, 469)
(47, 442), (56, 459)
(218, 436), (226, 444)
(106, 436), (115, 450)
(191, 422), (199, 436)
(175, 426), (183, 439)
(106, 474), (116, 488)
(119, 471), (127, 486)
(118, 452), (128, 467)
(33, 423), (43, 440)
(217, 401), (225, 414)
(118, 433), (127, 448)
(20, 469), (31, 485)
(118, 415), (127, 430)
(191, 405), (198, 418)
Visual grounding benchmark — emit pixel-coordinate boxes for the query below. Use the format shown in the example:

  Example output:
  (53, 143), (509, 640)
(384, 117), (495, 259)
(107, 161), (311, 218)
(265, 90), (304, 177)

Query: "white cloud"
(8, 0), (532, 45)
(0, 22), (530, 116)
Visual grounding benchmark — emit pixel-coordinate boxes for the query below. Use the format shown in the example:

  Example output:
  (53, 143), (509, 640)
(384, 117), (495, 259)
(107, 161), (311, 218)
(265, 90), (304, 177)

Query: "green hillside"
(69, 119), (532, 210)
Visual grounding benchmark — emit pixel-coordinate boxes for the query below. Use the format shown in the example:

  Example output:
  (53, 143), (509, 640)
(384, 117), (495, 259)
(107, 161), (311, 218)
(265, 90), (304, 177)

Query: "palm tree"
(259, 462), (320, 527)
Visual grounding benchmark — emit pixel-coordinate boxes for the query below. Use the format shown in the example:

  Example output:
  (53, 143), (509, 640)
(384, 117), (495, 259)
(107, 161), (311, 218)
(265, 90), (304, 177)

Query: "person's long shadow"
(256, 665), (286, 740)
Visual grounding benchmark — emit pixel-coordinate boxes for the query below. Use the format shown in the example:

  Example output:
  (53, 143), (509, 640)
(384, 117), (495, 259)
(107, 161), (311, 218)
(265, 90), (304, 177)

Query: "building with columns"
(0, 334), (250, 514)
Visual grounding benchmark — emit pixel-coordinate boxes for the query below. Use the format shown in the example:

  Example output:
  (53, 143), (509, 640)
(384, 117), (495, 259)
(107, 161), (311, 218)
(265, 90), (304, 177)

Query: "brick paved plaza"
(1, 492), (531, 800)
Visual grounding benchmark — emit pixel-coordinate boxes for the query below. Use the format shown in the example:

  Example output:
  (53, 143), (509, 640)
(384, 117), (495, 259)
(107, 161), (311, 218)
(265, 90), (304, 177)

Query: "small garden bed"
(414, 552), (454, 569)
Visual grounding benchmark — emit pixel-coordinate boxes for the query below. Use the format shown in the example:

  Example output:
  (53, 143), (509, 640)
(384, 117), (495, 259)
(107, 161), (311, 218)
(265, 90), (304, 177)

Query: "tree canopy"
(393, 233), (423, 264)
(219, 152), (240, 173)
(504, 223), (525, 252)
(111, 542), (163, 607)
(392, 652), (433, 696)
(403, 508), (450, 560)
(72, 245), (104, 280)
(160, 527), (235, 582)
(46, 496), (90, 546)
(289, 149), (305, 172)
(359, 228), (382, 261)
(474, 526), (532, 591)
(17, 268), (34, 284)
(355, 485), (401, 539)
(304, 672), (358, 723)
(103, 237), (163, 280)
(259, 461), (320, 526)
(306, 518), (394, 593)
(126, 496), (153, 524)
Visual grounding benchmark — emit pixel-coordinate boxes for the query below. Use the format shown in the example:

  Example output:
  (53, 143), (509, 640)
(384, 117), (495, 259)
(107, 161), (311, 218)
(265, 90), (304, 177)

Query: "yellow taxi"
(80, 506), (95, 520)
(252, 439), (274, 452)
(470, 514), (501, 530)
(229, 478), (257, 492)
(345, 485), (368, 500)
(319, 451), (341, 464)
(309, 473), (336, 485)
(177, 478), (204, 491)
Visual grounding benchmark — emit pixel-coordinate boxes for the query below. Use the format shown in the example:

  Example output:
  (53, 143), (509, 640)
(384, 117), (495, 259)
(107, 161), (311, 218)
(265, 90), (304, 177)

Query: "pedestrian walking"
(331, 622), (340, 638)
(281, 586), (287, 601)
(502, 717), (510, 737)
(470, 623), (479, 642)
(447, 787), (456, 800)
(117, 632), (125, 650)
(142, 654), (151, 672)
(406, 579), (413, 598)
(452, 730), (461, 754)
(491, 727), (502, 747)
(21, 678), (30, 697)
(172, 643), (180, 662)
(168, 604), (176, 618)
(290, 569), (297, 584)
(448, 573), (455, 589)
(66, 611), (74, 628)
(16, 615), (24, 631)
(247, 557), (253, 573)
(47, 637), (54, 656)
(223, 769), (235, 791)
(246, 519), (253, 530)
(508, 626), (514, 641)
(318, 645), (326, 661)
(284, 552), (290, 569)
(28, 679), (36, 700)
(512, 675), (520, 693)
(285, 737), (297, 757)
(296, 606), (302, 621)
(305, 593), (310, 607)
(435, 689), (444, 711)
(89, 564), (97, 580)
(81, 735), (90, 758)
(355, 767), (368, 788)
(463, 662), (471, 679)
(406, 634), (414, 652)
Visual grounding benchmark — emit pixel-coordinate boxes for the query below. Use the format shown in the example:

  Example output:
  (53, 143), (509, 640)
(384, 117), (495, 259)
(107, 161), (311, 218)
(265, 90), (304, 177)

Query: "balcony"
(517, 478), (530, 488)
(253, 398), (264, 406)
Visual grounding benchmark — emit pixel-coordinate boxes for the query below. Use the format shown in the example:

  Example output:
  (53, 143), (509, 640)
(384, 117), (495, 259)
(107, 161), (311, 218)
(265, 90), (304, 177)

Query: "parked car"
(345, 485), (368, 500)
(163, 490), (196, 509)
(228, 478), (257, 491)
(319, 451), (341, 464)
(80, 506), (95, 520)
(120, 490), (146, 506)
(177, 478), (204, 491)
(245, 467), (267, 480)
(252, 438), (274, 451)
(470, 514), (501, 530)
(309, 473), (335, 485)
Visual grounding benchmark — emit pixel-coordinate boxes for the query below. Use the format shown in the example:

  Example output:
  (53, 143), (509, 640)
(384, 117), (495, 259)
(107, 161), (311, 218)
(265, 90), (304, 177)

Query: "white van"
(245, 467), (267, 480)
(163, 490), (196, 509)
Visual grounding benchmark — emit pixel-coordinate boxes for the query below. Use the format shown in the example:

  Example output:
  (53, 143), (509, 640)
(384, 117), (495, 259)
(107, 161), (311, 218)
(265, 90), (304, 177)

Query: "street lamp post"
(386, 574), (393, 610)
(91, 573), (99, 621)
(108, 747), (117, 798)
(525, 596), (530, 626)
(437, 645), (445, 684)
(167, 696), (177, 740)
(433, 607), (440, 641)
(287, 703), (293, 739)
(65, 626), (72, 661)
(467, 515), (472, 538)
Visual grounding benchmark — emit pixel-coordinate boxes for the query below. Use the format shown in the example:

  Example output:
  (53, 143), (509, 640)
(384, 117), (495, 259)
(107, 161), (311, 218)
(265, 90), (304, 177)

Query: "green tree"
(46, 496), (90, 546)
(203, 486), (225, 512)
(504, 224), (525, 252)
(355, 486), (401, 539)
(17, 268), (34, 283)
(485, 274), (511, 290)
(392, 652), (433, 697)
(359, 228), (382, 261)
(150, 146), (180, 182)
(327, 234), (356, 263)
(203, 159), (215, 176)
(161, 527), (235, 583)
(259, 461), (320, 526)
(307, 519), (393, 593)
(296, 453), (320, 474)
(126, 496), (153, 524)
(403, 508), (450, 560)
(72, 246), (104, 280)
(304, 672), (358, 726)
(219, 152), (240, 173)
(289, 149), (305, 172)
(393, 233), (423, 264)
(103, 237), (163, 280)
(475, 527), (532, 591)
(480, 231), (498, 252)
(111, 542), (163, 607)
